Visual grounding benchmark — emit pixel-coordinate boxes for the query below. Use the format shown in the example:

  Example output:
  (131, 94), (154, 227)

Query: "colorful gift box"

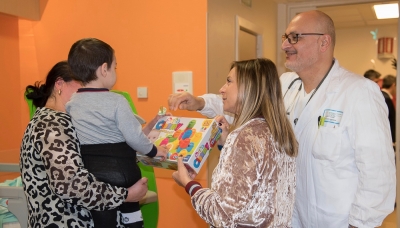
(137, 116), (221, 174)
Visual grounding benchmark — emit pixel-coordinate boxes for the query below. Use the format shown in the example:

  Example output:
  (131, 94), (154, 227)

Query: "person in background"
(172, 58), (298, 227)
(66, 38), (168, 228)
(381, 74), (396, 145)
(364, 69), (381, 84)
(168, 10), (396, 228)
(21, 61), (148, 228)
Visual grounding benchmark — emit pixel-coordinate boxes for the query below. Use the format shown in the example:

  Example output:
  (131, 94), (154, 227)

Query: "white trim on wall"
(235, 15), (263, 60)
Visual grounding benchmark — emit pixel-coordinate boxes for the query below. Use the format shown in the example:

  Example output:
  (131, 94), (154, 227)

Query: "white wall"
(207, 0), (278, 185)
(207, 0), (278, 94)
(335, 24), (397, 77)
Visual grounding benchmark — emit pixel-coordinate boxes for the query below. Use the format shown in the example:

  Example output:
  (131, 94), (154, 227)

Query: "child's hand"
(155, 145), (168, 161)
(215, 115), (230, 146)
(143, 107), (171, 135)
(151, 111), (171, 123)
(143, 107), (172, 134)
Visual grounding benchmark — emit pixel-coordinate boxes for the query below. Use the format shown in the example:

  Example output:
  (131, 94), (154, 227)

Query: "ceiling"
(273, 0), (398, 28)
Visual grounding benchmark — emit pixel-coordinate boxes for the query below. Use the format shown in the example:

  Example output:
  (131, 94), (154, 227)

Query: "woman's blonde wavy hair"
(230, 58), (298, 157)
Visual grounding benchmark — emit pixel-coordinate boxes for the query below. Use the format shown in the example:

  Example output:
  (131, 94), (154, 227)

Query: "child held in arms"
(66, 38), (168, 228)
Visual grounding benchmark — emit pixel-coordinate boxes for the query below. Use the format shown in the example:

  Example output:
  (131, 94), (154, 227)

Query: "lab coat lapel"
(293, 61), (340, 135)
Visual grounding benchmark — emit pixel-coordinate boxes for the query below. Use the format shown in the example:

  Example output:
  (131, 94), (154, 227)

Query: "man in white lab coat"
(168, 10), (396, 228)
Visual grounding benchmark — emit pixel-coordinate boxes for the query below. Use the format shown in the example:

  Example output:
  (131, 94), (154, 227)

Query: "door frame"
(235, 15), (263, 60)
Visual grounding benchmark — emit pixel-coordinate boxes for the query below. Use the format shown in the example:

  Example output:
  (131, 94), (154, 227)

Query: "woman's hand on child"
(215, 115), (230, 146)
(172, 156), (196, 187)
(126, 177), (148, 202)
(155, 145), (168, 161)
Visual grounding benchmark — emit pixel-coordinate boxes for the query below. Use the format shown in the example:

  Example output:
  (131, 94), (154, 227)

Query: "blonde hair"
(230, 58), (298, 157)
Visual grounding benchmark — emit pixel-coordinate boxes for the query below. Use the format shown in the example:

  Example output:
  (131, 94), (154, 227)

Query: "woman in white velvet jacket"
(172, 58), (298, 228)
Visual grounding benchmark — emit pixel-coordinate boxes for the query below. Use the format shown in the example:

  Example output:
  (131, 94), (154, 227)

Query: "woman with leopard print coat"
(21, 61), (148, 227)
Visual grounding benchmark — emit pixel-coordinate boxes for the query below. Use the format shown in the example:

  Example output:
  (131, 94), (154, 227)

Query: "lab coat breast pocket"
(312, 126), (342, 162)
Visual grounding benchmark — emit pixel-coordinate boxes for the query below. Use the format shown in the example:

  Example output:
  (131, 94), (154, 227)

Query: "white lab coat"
(199, 60), (396, 228)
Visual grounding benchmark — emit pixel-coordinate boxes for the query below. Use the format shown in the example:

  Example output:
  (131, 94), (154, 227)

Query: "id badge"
(320, 109), (343, 128)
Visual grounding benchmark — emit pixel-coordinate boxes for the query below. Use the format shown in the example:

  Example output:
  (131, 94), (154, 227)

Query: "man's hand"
(168, 92), (205, 111)
(125, 177), (148, 202)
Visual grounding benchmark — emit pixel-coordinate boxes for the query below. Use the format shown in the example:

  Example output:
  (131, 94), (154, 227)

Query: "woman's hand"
(172, 157), (196, 187)
(215, 115), (230, 146)
(125, 177), (148, 202)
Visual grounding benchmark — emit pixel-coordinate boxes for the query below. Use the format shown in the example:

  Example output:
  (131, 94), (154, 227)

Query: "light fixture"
(373, 3), (399, 19)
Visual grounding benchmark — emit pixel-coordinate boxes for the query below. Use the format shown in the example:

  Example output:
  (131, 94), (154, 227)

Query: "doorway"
(277, 1), (399, 227)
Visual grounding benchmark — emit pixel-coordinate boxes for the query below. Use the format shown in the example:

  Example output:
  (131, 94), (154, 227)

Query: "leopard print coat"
(20, 107), (128, 228)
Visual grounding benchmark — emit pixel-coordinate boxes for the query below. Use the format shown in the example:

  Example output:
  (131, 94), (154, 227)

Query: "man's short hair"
(382, 75), (396, 89)
(364, 69), (381, 80)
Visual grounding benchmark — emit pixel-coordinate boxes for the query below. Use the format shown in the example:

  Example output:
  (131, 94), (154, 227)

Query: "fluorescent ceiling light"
(374, 3), (399, 19)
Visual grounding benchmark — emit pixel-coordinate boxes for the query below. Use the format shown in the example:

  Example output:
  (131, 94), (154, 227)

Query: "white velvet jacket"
(191, 118), (296, 227)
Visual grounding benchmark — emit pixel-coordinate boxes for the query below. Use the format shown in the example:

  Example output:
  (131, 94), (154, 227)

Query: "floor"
(0, 171), (398, 227)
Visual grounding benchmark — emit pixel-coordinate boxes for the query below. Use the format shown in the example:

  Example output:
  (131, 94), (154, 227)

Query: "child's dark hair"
(68, 38), (114, 85)
(25, 61), (76, 108)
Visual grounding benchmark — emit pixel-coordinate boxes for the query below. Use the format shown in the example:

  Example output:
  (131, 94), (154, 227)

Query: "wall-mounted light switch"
(137, 87), (148, 98)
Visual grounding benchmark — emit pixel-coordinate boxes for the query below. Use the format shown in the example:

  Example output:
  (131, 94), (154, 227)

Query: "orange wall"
(2, 1), (209, 227)
(0, 13), (21, 161)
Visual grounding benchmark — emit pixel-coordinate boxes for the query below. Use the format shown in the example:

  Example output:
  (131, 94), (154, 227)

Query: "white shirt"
(199, 59), (396, 228)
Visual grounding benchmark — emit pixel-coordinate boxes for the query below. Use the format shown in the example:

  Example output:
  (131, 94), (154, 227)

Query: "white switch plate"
(172, 71), (193, 94)
(137, 87), (147, 98)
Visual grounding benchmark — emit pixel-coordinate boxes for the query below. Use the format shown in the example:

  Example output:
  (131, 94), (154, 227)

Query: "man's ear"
(320, 35), (331, 51)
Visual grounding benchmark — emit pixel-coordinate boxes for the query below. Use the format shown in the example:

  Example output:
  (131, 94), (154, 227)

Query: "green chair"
(25, 90), (159, 228)
(24, 91), (36, 119)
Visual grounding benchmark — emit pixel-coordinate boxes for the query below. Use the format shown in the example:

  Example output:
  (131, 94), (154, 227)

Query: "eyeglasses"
(282, 33), (324, 45)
